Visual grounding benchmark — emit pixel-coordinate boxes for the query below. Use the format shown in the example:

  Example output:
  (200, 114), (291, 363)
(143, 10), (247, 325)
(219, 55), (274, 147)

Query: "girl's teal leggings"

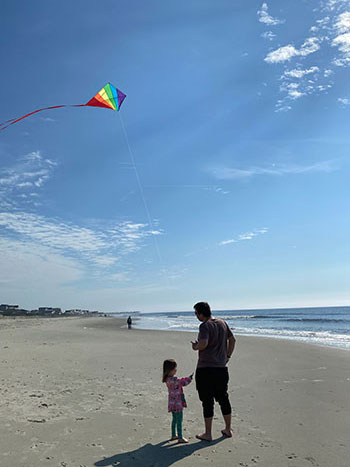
(171, 411), (183, 438)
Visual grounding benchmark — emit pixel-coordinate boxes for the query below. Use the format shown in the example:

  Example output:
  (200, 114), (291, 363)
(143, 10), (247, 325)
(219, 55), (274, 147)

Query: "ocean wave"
(134, 312), (350, 349)
(169, 323), (198, 330)
(283, 318), (347, 323)
(221, 315), (260, 320)
(231, 326), (350, 347)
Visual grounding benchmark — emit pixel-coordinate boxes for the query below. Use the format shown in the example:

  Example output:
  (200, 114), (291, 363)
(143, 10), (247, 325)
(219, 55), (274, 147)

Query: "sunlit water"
(112, 307), (350, 350)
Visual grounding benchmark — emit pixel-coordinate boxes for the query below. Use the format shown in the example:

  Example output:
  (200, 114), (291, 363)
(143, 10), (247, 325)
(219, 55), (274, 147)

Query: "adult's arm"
(192, 339), (208, 351)
(227, 335), (236, 358)
(192, 322), (209, 351)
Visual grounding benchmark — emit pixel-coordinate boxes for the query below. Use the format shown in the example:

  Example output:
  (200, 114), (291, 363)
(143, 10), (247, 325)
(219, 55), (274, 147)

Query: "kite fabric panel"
(86, 83), (126, 111)
(0, 83), (126, 131)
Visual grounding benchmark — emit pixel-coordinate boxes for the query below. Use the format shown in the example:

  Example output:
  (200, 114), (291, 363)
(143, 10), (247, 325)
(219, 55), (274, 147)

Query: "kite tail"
(0, 104), (87, 131)
(118, 112), (170, 284)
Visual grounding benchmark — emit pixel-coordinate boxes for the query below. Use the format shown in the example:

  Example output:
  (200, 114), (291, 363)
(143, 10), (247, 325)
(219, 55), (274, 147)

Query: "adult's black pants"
(195, 367), (231, 419)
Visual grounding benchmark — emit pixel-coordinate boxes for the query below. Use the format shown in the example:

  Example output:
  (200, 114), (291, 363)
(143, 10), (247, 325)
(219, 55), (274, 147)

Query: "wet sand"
(0, 316), (349, 467)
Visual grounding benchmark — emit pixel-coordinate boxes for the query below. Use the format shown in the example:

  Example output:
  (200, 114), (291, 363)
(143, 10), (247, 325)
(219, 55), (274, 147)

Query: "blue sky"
(0, 0), (349, 312)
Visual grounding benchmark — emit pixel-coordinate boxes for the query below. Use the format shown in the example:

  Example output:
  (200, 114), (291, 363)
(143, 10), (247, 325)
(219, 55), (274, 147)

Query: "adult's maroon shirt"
(197, 318), (233, 368)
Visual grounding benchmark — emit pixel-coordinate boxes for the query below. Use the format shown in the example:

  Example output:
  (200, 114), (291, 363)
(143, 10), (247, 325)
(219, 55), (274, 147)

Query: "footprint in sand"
(305, 457), (319, 466)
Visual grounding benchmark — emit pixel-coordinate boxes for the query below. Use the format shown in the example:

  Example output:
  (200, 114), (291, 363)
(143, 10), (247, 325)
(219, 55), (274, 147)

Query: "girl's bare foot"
(196, 433), (212, 441)
(177, 437), (189, 444)
(221, 429), (232, 438)
(170, 436), (178, 440)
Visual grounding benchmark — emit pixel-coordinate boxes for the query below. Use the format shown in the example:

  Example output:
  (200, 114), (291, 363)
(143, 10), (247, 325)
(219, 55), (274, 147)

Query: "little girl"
(162, 359), (193, 443)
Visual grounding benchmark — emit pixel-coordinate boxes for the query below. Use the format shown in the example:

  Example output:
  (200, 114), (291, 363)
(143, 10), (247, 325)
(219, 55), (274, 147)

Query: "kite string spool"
(118, 112), (168, 282)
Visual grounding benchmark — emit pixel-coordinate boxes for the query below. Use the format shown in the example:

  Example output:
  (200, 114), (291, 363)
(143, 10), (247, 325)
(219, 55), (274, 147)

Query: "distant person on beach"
(162, 359), (193, 444)
(191, 301), (236, 441)
(127, 316), (132, 329)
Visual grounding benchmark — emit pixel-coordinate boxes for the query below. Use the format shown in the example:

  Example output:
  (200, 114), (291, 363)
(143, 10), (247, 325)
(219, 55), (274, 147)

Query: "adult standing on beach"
(191, 302), (236, 441)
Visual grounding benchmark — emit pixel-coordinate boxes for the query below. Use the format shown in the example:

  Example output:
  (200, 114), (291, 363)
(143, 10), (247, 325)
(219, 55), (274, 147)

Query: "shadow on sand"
(94, 437), (226, 466)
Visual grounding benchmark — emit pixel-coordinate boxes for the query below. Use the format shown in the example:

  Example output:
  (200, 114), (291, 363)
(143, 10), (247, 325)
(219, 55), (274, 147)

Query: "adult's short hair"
(194, 302), (211, 318)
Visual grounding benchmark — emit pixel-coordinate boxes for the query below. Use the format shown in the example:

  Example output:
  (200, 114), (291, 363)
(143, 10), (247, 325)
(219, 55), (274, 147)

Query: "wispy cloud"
(0, 150), (164, 281)
(332, 11), (350, 63)
(261, 31), (276, 41)
(0, 151), (57, 208)
(257, 3), (284, 26)
(260, 1), (350, 110)
(283, 66), (319, 78)
(0, 212), (162, 267)
(265, 37), (320, 64)
(279, 82), (305, 100)
(211, 161), (336, 180)
(220, 228), (269, 246)
(338, 97), (350, 105)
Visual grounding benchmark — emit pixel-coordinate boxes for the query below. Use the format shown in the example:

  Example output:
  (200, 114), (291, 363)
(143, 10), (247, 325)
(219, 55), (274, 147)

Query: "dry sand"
(0, 316), (349, 467)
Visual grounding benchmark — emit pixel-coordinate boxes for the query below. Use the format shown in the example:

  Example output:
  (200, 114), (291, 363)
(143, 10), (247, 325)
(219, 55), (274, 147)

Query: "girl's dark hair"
(194, 301), (211, 318)
(162, 359), (177, 383)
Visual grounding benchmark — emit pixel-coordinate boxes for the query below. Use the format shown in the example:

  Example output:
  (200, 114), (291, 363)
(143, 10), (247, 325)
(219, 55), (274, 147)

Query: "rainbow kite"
(0, 83), (126, 131)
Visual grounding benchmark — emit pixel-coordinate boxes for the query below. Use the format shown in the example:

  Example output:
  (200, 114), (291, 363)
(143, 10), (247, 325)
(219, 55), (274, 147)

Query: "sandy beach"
(0, 316), (349, 467)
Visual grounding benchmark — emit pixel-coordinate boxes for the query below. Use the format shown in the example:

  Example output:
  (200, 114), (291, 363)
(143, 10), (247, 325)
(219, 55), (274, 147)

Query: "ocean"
(112, 306), (350, 350)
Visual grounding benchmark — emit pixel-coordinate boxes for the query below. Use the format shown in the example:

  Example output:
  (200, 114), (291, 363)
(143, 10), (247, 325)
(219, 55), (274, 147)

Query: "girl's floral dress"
(166, 375), (192, 412)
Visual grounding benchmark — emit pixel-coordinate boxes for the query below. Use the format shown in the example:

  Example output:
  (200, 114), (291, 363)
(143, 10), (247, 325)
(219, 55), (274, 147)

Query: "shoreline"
(113, 317), (350, 355)
(111, 306), (350, 352)
(2, 313), (349, 352)
(128, 320), (350, 353)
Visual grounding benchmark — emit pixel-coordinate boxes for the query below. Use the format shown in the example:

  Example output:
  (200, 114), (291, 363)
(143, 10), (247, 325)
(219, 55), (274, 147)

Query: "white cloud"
(333, 56), (350, 65)
(0, 149), (164, 294)
(284, 66), (319, 78)
(332, 31), (350, 53)
(0, 151), (56, 207)
(326, 0), (347, 8)
(334, 10), (350, 33)
(279, 82), (306, 100)
(265, 45), (298, 63)
(299, 37), (321, 55)
(261, 31), (276, 41)
(275, 104), (292, 113)
(211, 161), (336, 180)
(338, 97), (350, 104)
(257, 3), (284, 26)
(332, 11), (350, 63)
(220, 228), (269, 246)
(0, 212), (161, 266)
(288, 89), (305, 99)
(265, 37), (320, 63)
(324, 68), (334, 76)
(262, 2), (350, 108)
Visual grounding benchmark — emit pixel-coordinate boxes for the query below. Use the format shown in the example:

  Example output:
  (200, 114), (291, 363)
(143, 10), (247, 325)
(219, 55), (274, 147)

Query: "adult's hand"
(191, 340), (198, 350)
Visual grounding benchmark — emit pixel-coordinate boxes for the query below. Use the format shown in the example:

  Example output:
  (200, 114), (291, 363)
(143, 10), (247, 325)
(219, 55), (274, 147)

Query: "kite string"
(118, 112), (168, 280)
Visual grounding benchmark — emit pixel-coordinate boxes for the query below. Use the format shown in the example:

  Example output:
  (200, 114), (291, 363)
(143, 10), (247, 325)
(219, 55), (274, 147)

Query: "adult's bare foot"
(196, 433), (212, 441)
(221, 429), (232, 438)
